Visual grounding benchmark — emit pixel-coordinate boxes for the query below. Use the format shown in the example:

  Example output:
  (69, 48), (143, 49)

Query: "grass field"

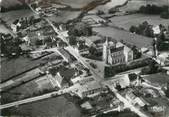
(110, 14), (169, 30)
(93, 26), (153, 48)
(58, 0), (96, 8)
(48, 10), (81, 23)
(90, 0), (127, 13)
(0, 56), (42, 82)
(2, 95), (81, 117)
(1, 0), (22, 8)
(0, 9), (34, 24)
(120, 0), (169, 12)
(1, 75), (54, 104)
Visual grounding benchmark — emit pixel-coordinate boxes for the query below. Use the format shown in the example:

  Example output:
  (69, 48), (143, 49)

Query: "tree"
(115, 84), (122, 91)
(129, 26), (138, 33)
(131, 46), (141, 59)
(49, 67), (58, 76)
(104, 66), (116, 78)
(160, 11), (169, 19)
(35, 39), (43, 46)
(96, 10), (105, 15)
(68, 22), (92, 37)
(89, 46), (97, 55)
(69, 36), (77, 45)
(141, 60), (159, 74)
(109, 8), (117, 14)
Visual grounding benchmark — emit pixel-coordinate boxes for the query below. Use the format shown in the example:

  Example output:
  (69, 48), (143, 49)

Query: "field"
(110, 14), (169, 30)
(90, 0), (127, 13)
(48, 10), (81, 23)
(58, 0), (96, 8)
(120, 0), (168, 12)
(1, 0), (22, 8)
(1, 75), (54, 104)
(0, 9), (34, 24)
(0, 56), (42, 82)
(2, 95), (81, 117)
(144, 73), (169, 87)
(93, 26), (153, 48)
(39, 0), (96, 9)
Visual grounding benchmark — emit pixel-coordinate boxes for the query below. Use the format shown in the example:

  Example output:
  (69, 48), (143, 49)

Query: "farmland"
(58, 0), (96, 8)
(120, 0), (168, 12)
(93, 26), (154, 48)
(0, 0), (22, 8)
(48, 10), (81, 23)
(2, 95), (81, 117)
(90, 0), (127, 13)
(1, 75), (54, 104)
(0, 56), (43, 82)
(0, 9), (34, 24)
(109, 14), (169, 30)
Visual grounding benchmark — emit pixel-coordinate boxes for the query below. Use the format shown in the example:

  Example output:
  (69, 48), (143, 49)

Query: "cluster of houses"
(11, 16), (41, 33)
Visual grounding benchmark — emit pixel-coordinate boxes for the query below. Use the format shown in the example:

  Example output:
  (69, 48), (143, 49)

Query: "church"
(103, 38), (133, 65)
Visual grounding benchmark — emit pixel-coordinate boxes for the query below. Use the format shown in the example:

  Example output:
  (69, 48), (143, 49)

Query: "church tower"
(153, 37), (158, 58)
(103, 37), (109, 63)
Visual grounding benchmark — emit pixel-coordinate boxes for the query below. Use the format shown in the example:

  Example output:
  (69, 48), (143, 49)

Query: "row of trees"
(140, 60), (161, 75)
(129, 21), (154, 37)
(139, 4), (169, 19)
(104, 58), (156, 78)
(1, 4), (29, 13)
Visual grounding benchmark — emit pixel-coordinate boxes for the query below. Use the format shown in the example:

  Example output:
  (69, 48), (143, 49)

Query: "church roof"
(110, 46), (124, 53)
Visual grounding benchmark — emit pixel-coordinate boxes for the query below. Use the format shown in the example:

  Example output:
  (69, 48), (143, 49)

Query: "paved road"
(104, 83), (152, 117)
(0, 91), (58, 110)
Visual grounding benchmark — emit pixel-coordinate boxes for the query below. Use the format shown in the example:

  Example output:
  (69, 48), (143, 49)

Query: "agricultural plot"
(110, 14), (169, 30)
(120, 0), (168, 12)
(93, 26), (153, 48)
(0, 9), (34, 24)
(0, 56), (42, 82)
(48, 10), (81, 23)
(2, 95), (81, 117)
(90, 0), (127, 14)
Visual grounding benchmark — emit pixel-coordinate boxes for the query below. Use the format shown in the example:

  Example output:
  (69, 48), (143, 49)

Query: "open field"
(2, 95), (81, 117)
(0, 0), (22, 8)
(1, 75), (54, 104)
(48, 10), (81, 23)
(0, 9), (34, 24)
(110, 14), (169, 30)
(39, 0), (97, 9)
(93, 26), (153, 48)
(90, 0), (127, 13)
(144, 73), (169, 87)
(120, 0), (169, 12)
(58, 0), (96, 8)
(0, 56), (42, 82)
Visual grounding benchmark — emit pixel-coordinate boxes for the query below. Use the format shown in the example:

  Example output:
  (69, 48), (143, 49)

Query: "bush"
(104, 66), (116, 78)
(160, 11), (169, 19)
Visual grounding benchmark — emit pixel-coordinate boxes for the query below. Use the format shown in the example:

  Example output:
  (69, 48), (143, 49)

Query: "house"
(11, 19), (21, 33)
(81, 82), (102, 98)
(58, 48), (74, 63)
(103, 38), (133, 65)
(126, 90), (149, 107)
